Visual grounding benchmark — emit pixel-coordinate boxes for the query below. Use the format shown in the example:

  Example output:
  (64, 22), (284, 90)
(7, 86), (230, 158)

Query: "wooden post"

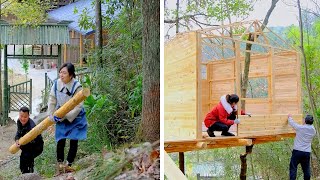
(8, 88), (90, 154)
(235, 41), (241, 108)
(179, 152), (185, 174)
(3, 45), (8, 125)
(179, 152), (186, 174)
(235, 41), (241, 135)
(57, 45), (62, 75)
(80, 35), (83, 67)
(29, 79), (32, 114)
(270, 48), (275, 113)
(63, 44), (67, 63)
(196, 32), (202, 139)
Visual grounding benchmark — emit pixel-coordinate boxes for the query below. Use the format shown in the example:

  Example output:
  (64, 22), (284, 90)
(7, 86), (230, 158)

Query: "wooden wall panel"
(210, 61), (234, 80)
(241, 55), (269, 77)
(211, 81), (235, 100)
(238, 114), (303, 137)
(165, 32), (198, 141)
(245, 101), (270, 114)
(274, 74), (298, 98)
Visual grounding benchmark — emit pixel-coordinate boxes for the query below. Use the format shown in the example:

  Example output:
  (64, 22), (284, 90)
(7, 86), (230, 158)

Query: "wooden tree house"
(164, 20), (303, 177)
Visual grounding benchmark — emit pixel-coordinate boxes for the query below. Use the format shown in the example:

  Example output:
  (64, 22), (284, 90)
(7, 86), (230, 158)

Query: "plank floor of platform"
(164, 132), (295, 153)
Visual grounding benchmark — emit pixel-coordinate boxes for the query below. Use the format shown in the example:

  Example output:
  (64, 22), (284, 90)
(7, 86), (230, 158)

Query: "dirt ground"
(0, 122), (18, 162)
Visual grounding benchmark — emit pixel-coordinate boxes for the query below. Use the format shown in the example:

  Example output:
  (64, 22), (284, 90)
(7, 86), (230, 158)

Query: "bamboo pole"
(9, 88), (90, 154)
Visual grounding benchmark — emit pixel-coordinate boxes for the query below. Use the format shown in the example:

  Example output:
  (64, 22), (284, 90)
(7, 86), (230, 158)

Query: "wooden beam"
(9, 88), (91, 154)
(164, 151), (187, 180)
(202, 35), (291, 52)
(165, 130), (298, 153)
(165, 137), (252, 153)
(198, 20), (255, 34)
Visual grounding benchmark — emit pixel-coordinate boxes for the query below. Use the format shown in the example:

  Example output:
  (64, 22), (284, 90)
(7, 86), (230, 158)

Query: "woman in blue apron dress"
(47, 63), (87, 173)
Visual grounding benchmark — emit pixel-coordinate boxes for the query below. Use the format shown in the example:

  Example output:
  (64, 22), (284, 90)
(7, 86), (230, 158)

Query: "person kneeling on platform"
(204, 94), (243, 137)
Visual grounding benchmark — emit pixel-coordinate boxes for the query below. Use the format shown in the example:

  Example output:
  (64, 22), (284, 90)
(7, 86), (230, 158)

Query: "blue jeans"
(290, 149), (311, 180)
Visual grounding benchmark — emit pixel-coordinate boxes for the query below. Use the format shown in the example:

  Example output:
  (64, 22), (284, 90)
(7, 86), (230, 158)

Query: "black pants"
(20, 142), (43, 174)
(290, 149), (311, 180)
(208, 122), (231, 134)
(57, 139), (78, 166)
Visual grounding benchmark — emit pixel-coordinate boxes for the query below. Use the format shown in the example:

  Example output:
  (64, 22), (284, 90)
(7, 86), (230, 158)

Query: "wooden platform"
(164, 133), (295, 153)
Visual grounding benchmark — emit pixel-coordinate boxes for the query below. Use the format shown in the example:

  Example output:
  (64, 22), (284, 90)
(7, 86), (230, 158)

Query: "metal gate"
(9, 79), (32, 113)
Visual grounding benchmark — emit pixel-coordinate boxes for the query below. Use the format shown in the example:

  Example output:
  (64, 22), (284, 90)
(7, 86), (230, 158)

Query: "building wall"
(164, 32), (198, 141)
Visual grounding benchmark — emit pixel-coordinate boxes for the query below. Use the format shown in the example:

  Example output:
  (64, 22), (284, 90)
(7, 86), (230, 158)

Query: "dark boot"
(221, 131), (235, 136)
(207, 129), (215, 137)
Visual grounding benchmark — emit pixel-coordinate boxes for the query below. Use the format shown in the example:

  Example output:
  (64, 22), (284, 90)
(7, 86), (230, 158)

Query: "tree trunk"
(95, 0), (103, 66)
(141, 0), (160, 142)
(240, 154), (247, 180)
(297, 0), (320, 138)
(241, 0), (279, 111)
(176, 0), (179, 34)
(240, 145), (254, 179)
(0, 0), (2, 125)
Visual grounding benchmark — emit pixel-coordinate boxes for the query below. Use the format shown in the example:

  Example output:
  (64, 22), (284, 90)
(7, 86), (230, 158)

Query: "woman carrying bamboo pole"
(47, 63), (87, 174)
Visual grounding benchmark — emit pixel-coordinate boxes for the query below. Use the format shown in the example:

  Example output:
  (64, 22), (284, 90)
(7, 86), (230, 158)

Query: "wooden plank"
(296, 52), (302, 113)
(164, 151), (187, 180)
(238, 114), (303, 136)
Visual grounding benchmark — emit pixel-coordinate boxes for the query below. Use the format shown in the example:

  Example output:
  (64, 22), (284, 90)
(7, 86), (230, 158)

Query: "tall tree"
(297, 0), (320, 140)
(239, 1), (279, 179)
(164, 0), (254, 35)
(241, 0), (279, 111)
(95, 0), (103, 66)
(1, 0), (50, 25)
(141, 0), (160, 142)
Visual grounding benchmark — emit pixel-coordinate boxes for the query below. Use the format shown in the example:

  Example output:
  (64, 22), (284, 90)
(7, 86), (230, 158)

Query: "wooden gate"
(9, 79), (32, 113)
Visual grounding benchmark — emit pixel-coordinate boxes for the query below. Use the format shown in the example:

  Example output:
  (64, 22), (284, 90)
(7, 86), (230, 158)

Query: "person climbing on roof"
(204, 94), (245, 137)
(288, 114), (316, 180)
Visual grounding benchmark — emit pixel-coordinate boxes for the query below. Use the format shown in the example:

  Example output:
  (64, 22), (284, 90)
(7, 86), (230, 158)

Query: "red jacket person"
(204, 94), (241, 137)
